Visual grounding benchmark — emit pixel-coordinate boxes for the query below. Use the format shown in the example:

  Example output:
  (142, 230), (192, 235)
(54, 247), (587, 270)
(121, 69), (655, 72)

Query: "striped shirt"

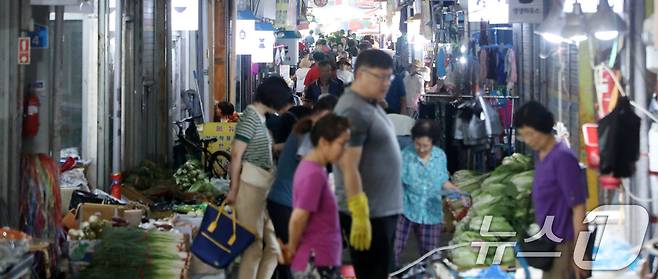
(234, 105), (273, 170)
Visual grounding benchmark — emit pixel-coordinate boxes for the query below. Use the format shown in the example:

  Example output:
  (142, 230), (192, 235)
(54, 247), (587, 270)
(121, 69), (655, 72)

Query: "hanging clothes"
(436, 48), (447, 79)
(598, 97), (641, 178)
(478, 96), (503, 137)
(479, 22), (489, 45)
(421, 0), (433, 39)
(496, 48), (507, 86)
(479, 49), (488, 83)
(396, 35), (409, 70)
(505, 48), (517, 90)
(486, 49), (497, 81)
(466, 53), (479, 91)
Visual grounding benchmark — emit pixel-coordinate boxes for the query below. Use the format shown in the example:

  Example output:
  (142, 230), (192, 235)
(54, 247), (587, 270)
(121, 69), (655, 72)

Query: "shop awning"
(255, 21), (275, 31)
(277, 30), (302, 39)
(238, 10), (258, 20)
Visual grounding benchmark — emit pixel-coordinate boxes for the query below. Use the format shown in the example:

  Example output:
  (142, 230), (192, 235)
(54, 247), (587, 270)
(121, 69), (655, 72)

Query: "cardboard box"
(78, 203), (126, 222)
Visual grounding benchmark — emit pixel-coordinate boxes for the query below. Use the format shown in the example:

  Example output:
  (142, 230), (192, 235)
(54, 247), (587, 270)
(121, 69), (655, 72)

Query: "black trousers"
(339, 212), (398, 279)
(267, 200), (294, 279)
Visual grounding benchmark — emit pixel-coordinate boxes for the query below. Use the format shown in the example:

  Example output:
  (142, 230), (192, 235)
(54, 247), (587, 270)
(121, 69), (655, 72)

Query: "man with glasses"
(333, 49), (402, 279)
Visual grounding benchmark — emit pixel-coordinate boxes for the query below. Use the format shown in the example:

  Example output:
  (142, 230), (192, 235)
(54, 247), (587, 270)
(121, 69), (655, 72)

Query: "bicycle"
(173, 116), (232, 179)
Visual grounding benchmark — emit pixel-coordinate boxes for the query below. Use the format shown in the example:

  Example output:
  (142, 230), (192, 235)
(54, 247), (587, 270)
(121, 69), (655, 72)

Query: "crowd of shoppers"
(223, 41), (588, 279)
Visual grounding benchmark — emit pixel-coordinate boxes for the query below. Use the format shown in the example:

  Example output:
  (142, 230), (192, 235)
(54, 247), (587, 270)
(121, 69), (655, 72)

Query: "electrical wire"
(620, 181), (658, 203)
(389, 243), (468, 277)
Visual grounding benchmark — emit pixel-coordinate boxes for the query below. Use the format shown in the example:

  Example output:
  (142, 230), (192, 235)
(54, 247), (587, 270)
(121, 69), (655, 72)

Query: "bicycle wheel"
(209, 150), (231, 178)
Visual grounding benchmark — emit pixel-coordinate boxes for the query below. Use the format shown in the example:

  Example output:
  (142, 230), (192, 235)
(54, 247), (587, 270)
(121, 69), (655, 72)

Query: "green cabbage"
(452, 170), (480, 183)
(509, 170), (534, 193)
(501, 246), (516, 266)
(481, 183), (518, 199)
(469, 216), (514, 233)
(471, 194), (512, 218)
(481, 173), (511, 187)
(451, 246), (481, 269)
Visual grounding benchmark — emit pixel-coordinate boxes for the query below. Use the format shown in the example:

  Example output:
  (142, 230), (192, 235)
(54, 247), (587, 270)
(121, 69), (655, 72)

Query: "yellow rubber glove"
(348, 192), (372, 251)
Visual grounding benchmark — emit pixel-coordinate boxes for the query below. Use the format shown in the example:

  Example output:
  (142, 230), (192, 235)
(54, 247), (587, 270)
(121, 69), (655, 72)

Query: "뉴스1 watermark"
(466, 205), (648, 270)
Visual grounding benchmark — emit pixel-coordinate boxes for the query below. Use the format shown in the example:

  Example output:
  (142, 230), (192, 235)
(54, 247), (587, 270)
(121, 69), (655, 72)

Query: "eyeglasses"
(362, 70), (394, 82)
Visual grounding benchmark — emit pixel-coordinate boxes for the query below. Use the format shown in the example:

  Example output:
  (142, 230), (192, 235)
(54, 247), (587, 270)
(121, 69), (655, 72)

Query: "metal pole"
(629, 0), (650, 247)
(98, 0), (111, 189)
(51, 6), (64, 158)
(112, 0), (123, 172)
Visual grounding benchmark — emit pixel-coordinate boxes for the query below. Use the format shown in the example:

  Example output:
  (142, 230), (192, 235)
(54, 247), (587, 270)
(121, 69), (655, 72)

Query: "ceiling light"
(589, 0), (627, 40)
(535, 1), (568, 44)
(561, 2), (588, 43)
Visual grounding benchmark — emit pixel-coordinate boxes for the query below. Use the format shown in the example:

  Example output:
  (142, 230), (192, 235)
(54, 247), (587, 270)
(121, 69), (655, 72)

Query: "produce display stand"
(0, 253), (35, 279)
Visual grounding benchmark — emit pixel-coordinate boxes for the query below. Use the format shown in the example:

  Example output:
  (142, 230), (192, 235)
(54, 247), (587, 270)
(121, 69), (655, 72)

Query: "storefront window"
(55, 20), (84, 151)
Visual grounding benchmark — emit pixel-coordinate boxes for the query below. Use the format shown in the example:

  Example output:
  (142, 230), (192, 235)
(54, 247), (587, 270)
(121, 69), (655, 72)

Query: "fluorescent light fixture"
(536, 1), (568, 44)
(594, 31), (619, 40)
(561, 2), (588, 43)
(589, 0), (627, 40)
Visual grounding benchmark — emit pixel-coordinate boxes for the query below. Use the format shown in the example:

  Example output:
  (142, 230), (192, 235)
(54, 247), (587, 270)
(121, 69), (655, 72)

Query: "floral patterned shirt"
(401, 145), (449, 224)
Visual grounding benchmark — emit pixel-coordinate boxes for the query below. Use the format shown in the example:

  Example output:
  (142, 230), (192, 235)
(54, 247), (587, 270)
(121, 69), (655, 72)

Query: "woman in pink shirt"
(285, 114), (351, 278)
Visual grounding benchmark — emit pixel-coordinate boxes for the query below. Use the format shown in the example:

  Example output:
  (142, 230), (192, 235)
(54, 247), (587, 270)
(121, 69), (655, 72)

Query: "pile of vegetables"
(79, 227), (188, 278)
(173, 204), (208, 217)
(175, 161), (230, 198)
(124, 160), (173, 191)
(174, 159), (206, 191)
(68, 215), (105, 240)
(449, 153), (535, 270)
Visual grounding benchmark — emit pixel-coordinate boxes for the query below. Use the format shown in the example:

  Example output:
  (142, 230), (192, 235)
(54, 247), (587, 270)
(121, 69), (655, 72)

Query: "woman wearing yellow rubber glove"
(334, 49), (403, 279)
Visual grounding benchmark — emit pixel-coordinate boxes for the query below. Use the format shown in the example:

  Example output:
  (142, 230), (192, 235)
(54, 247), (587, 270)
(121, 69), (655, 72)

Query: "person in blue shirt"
(305, 60), (344, 101)
(385, 66), (407, 115)
(393, 120), (461, 266)
(266, 95), (339, 279)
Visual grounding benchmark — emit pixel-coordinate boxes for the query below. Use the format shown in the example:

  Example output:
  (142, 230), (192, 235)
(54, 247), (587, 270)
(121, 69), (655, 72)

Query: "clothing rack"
(421, 93), (520, 100)
(479, 44), (513, 49)
(416, 93), (520, 172)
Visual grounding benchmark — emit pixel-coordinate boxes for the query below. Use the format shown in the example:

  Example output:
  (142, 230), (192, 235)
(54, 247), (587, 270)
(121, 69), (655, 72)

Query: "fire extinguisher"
(23, 93), (40, 137)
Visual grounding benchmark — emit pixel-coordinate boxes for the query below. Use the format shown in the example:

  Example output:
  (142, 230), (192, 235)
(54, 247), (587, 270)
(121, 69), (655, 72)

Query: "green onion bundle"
(79, 227), (188, 278)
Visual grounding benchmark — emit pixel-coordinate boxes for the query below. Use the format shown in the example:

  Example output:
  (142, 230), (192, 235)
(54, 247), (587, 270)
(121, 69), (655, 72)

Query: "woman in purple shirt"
(285, 114), (351, 279)
(514, 101), (588, 279)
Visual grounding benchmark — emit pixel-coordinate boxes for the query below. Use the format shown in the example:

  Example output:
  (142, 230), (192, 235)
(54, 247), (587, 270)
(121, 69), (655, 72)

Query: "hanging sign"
(18, 37), (31, 65)
(200, 122), (237, 154)
(508, 0), (543, 23)
(594, 65), (620, 119)
(236, 20), (255, 55)
(467, 0), (509, 24)
(28, 24), (48, 49)
(251, 31), (275, 63)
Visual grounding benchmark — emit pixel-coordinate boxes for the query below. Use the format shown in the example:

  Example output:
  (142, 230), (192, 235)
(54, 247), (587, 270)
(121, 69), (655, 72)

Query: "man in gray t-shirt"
(334, 90), (402, 215)
(334, 49), (401, 279)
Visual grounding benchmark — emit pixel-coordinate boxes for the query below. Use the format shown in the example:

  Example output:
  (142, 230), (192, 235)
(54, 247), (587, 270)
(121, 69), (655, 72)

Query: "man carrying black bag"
(514, 101), (590, 279)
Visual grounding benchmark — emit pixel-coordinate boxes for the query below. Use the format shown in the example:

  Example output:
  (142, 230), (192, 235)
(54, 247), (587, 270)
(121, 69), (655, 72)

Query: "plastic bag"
(598, 97), (641, 177)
